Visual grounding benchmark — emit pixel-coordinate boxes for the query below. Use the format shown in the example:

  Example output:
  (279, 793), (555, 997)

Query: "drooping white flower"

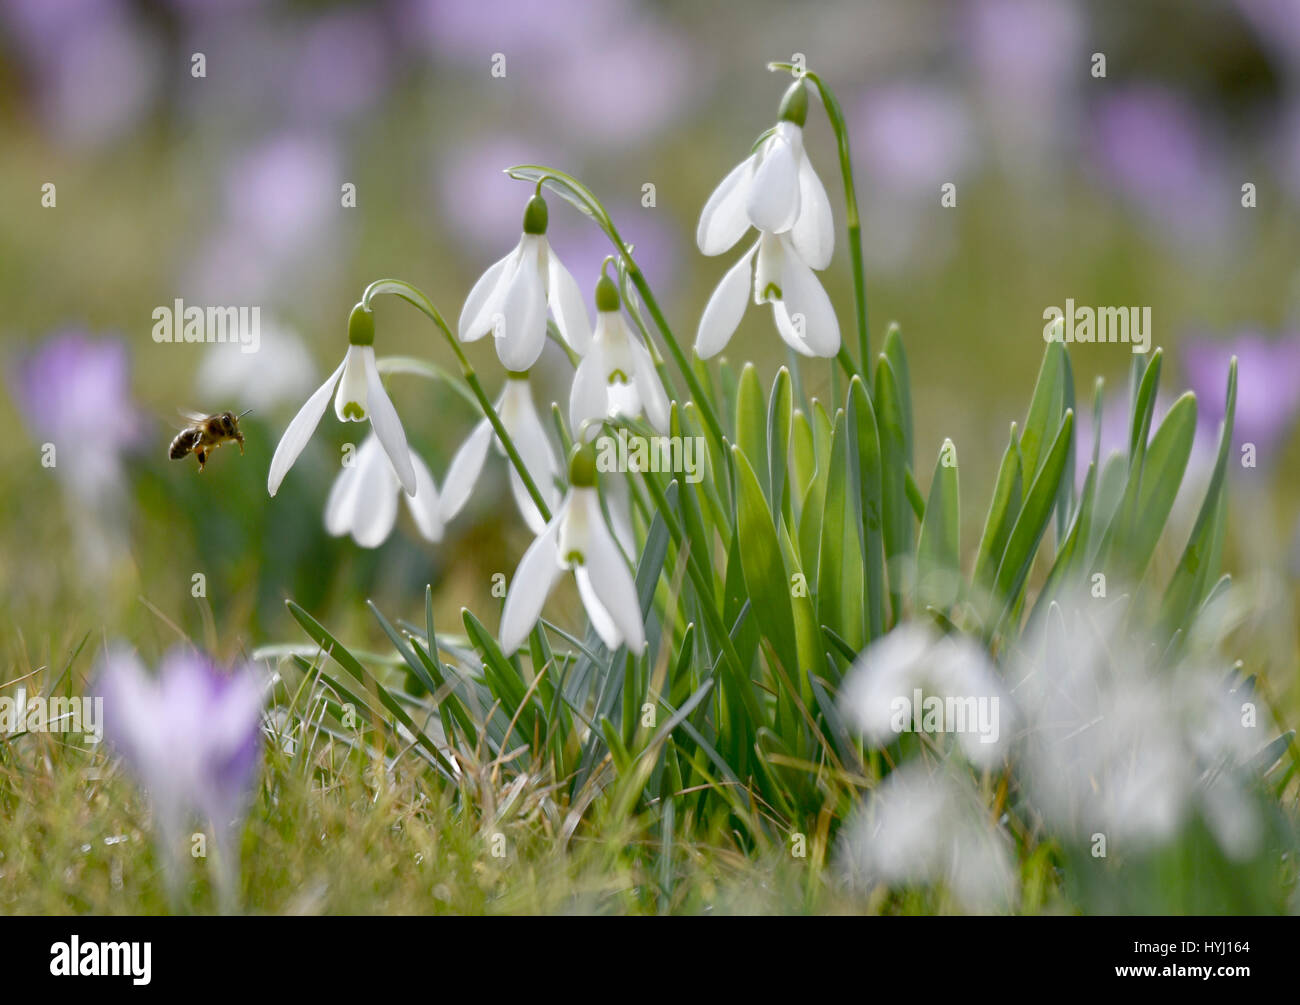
(267, 303), (416, 497)
(696, 85), (834, 269)
(694, 80), (840, 360)
(499, 446), (645, 655)
(696, 229), (840, 359)
(324, 432), (444, 548)
(570, 275), (670, 438)
(438, 374), (561, 535)
(458, 194), (592, 370)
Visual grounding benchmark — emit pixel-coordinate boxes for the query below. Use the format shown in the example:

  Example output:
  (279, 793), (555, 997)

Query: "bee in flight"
(169, 409), (250, 472)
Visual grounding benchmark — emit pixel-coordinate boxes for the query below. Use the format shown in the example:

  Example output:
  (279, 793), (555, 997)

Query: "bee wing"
(177, 408), (211, 423)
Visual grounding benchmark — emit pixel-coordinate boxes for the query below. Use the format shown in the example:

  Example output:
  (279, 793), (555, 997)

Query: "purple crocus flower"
(96, 646), (266, 901)
(1091, 86), (1234, 248)
(1183, 331), (1300, 465)
(9, 331), (143, 504)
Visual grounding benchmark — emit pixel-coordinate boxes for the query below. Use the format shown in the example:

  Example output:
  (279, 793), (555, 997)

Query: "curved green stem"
(361, 278), (553, 524)
(504, 165), (728, 456)
(768, 63), (870, 378)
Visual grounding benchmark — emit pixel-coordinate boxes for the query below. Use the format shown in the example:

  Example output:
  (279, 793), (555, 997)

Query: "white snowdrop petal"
(267, 357), (345, 496)
(363, 348), (418, 495)
(569, 353), (609, 441)
(629, 338), (671, 433)
(575, 567), (623, 650)
(499, 517), (564, 654)
(323, 437), (371, 536)
(695, 244), (757, 359)
(745, 136), (800, 234)
(778, 242), (841, 357)
(789, 152), (834, 270)
(697, 156), (755, 255)
(582, 517), (645, 652)
(437, 419), (493, 522)
(459, 248), (515, 342)
(495, 238), (548, 371)
(546, 248), (593, 355)
(404, 449), (444, 542)
(350, 459), (400, 549)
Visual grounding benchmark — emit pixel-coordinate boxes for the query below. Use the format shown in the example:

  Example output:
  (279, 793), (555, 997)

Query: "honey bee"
(169, 409), (250, 472)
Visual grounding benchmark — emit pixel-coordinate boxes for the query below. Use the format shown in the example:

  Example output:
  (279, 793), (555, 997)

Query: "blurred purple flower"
(96, 646), (265, 890)
(436, 135), (565, 253)
(1184, 331), (1300, 463)
(854, 83), (975, 200)
(1, 0), (162, 149)
(549, 199), (681, 309)
(1091, 86), (1234, 246)
(288, 10), (390, 124)
(9, 331), (143, 502)
(1235, 0), (1300, 75)
(224, 132), (342, 257)
(402, 0), (632, 62)
(964, 0), (1085, 167)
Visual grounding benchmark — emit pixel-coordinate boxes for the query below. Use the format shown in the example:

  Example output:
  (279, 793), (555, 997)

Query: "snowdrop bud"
(522, 194), (549, 235)
(594, 274), (621, 313)
(569, 442), (598, 487)
(778, 80), (808, 127)
(348, 302), (374, 346)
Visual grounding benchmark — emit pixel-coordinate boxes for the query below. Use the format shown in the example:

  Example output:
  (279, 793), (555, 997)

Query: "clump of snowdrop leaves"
(570, 273), (670, 437)
(498, 443), (645, 655)
(839, 622), (1012, 767)
(1010, 596), (1273, 860)
(268, 302), (416, 497)
(458, 193), (592, 371)
(839, 760), (1018, 914)
(95, 646), (266, 908)
(695, 79), (840, 359)
(438, 373), (561, 535)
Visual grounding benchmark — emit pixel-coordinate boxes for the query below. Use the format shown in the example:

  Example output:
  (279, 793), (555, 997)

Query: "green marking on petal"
(607, 368), (629, 384)
(342, 401), (366, 420)
(762, 282), (782, 302)
(564, 550), (585, 567)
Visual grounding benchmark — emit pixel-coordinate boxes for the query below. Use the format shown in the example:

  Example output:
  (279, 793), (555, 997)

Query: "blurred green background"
(1, 0), (1297, 708)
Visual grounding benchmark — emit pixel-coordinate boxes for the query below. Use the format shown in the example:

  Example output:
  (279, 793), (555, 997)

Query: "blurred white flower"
(570, 275), (670, 436)
(1012, 596), (1271, 858)
(499, 449), (644, 654)
(840, 760), (1017, 913)
(458, 194), (592, 370)
(268, 304), (416, 497)
(840, 623), (1011, 766)
(195, 319), (316, 413)
(324, 433), (443, 548)
(438, 374), (561, 535)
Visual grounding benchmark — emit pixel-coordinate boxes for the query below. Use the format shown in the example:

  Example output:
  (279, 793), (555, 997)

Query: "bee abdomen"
(170, 428), (202, 459)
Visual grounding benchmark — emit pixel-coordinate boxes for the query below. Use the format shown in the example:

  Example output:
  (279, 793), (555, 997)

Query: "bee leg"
(236, 433), (245, 455)
(196, 448), (207, 472)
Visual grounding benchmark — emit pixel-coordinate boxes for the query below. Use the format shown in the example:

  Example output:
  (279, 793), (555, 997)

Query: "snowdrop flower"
(696, 229), (841, 358)
(499, 445), (645, 654)
(839, 622), (1011, 767)
(458, 193), (592, 370)
(695, 80), (840, 359)
(267, 303), (416, 497)
(324, 432), (444, 547)
(570, 274), (670, 437)
(840, 760), (1017, 913)
(95, 645), (266, 901)
(1012, 594), (1270, 858)
(438, 373), (561, 535)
